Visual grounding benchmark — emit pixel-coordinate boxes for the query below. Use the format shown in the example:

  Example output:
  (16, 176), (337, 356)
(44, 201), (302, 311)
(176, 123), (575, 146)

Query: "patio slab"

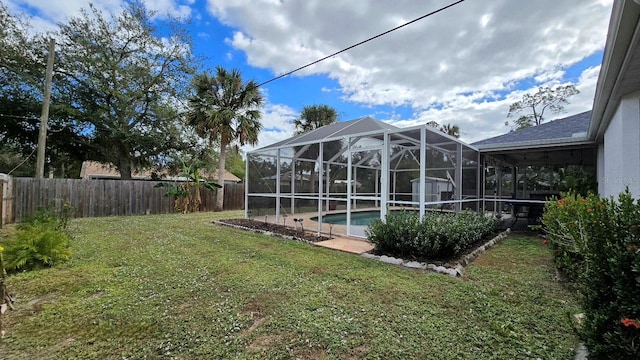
(315, 237), (375, 254)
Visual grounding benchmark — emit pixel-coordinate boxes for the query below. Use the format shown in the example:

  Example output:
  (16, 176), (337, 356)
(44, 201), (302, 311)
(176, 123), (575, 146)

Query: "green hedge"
(543, 190), (640, 359)
(366, 210), (496, 260)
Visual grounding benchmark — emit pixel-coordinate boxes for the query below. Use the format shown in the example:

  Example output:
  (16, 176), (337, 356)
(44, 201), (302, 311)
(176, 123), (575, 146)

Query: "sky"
(4, 0), (615, 152)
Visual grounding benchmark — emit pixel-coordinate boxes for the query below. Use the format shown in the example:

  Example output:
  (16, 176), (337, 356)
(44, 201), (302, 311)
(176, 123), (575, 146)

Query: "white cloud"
(384, 65), (603, 144)
(6, 0), (194, 33)
(241, 103), (298, 153)
(207, 0), (613, 145)
(5, 0), (123, 32)
(144, 0), (192, 19)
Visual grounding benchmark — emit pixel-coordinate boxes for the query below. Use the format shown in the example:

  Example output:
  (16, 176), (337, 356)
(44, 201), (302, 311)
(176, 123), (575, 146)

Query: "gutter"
(476, 137), (594, 153)
(589, 0), (640, 141)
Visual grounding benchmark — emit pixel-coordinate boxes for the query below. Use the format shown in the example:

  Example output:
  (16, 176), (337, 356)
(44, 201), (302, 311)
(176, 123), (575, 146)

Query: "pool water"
(315, 211), (381, 226)
(312, 210), (415, 226)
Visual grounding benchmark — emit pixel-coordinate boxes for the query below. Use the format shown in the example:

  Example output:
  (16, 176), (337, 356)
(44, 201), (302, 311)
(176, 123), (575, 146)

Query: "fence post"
(0, 174), (9, 228)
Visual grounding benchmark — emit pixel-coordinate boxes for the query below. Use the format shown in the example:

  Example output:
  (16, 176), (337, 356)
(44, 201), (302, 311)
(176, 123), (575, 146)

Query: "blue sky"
(6, 0), (614, 151)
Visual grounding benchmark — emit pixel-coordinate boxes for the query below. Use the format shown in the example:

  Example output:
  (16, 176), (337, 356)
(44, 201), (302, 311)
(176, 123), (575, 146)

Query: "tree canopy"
(0, 3), (195, 178)
(53, 3), (195, 179)
(294, 104), (338, 134)
(506, 85), (579, 130)
(426, 121), (461, 138)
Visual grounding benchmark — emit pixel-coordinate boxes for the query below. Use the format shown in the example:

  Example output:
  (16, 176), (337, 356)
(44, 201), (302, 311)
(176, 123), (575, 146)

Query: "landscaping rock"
(403, 261), (426, 269)
(434, 266), (447, 273)
(361, 253), (380, 260)
(379, 255), (403, 265)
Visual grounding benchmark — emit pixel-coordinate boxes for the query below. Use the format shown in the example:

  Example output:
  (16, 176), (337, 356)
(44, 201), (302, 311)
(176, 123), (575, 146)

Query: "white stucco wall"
(597, 143), (605, 195)
(601, 94), (640, 198)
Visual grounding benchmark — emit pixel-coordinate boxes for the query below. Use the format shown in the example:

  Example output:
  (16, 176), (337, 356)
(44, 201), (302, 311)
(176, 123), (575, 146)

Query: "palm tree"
(186, 66), (264, 211)
(294, 105), (338, 134)
(440, 123), (460, 138)
(293, 105), (338, 193)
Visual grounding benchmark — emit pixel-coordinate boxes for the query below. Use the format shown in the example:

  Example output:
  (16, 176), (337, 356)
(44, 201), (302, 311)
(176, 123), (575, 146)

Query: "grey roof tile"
(472, 111), (591, 148)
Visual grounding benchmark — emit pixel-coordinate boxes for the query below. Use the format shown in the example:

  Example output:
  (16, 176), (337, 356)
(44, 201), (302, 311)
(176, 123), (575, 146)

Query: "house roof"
(80, 161), (241, 182)
(589, 0), (640, 141)
(472, 111), (592, 150)
(254, 116), (399, 151)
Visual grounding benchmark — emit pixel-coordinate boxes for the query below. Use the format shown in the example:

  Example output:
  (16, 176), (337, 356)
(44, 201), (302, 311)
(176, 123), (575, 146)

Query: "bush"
(18, 202), (74, 232)
(3, 205), (73, 271)
(367, 210), (496, 260)
(5, 223), (72, 270)
(542, 190), (640, 359)
(542, 192), (602, 280)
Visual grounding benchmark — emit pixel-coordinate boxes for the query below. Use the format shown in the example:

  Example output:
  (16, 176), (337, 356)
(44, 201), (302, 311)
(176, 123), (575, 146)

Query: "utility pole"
(35, 39), (55, 178)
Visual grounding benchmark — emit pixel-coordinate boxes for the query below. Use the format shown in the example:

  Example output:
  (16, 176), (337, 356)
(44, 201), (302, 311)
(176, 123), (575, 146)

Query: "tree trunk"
(216, 144), (226, 211)
(118, 159), (133, 180)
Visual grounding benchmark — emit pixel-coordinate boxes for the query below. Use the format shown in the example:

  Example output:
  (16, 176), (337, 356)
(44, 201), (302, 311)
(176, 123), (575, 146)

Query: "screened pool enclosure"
(246, 117), (481, 238)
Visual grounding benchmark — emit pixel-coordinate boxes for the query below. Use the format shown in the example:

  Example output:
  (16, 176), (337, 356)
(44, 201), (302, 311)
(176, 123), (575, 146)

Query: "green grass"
(0, 212), (580, 359)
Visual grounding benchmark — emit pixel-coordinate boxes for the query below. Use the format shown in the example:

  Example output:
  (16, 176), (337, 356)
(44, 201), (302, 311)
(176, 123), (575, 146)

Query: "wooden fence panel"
(6, 177), (245, 223)
(223, 183), (245, 210)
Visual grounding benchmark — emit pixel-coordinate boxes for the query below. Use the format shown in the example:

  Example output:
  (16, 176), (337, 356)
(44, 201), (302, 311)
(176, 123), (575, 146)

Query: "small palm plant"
(155, 159), (222, 213)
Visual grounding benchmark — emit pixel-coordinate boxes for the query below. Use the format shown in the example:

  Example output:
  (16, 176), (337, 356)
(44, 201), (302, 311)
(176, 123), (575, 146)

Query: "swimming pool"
(311, 210), (413, 226)
(310, 211), (378, 226)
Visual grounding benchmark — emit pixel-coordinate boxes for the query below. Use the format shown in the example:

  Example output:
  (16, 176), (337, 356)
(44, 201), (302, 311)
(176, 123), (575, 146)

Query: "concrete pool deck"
(250, 209), (377, 254)
(314, 237), (375, 254)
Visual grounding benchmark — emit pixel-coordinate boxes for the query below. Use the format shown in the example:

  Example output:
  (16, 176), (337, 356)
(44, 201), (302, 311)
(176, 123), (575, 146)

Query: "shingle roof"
(472, 111), (592, 149)
(255, 116), (399, 151)
(80, 161), (241, 182)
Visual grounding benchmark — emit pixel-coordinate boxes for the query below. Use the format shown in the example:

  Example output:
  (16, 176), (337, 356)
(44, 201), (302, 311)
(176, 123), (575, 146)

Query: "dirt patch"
(240, 317), (266, 337)
(345, 344), (371, 359)
(312, 266), (326, 275)
(247, 334), (284, 351)
(217, 218), (329, 243)
(26, 294), (55, 314)
(86, 291), (105, 301)
(242, 298), (263, 315)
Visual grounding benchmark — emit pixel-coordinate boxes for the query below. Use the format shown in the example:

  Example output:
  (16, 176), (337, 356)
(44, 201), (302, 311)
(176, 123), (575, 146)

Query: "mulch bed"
(218, 218), (329, 243)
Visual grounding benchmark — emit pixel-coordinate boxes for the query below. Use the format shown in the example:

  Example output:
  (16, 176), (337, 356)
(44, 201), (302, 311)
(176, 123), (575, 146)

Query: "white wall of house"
(600, 93), (640, 198)
(597, 143), (605, 195)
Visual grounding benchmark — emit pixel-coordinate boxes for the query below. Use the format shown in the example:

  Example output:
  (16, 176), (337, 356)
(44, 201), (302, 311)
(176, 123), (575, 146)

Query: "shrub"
(18, 202), (74, 232)
(3, 205), (73, 271)
(542, 190), (640, 359)
(4, 223), (72, 270)
(542, 192), (602, 280)
(367, 210), (496, 260)
(366, 210), (420, 258)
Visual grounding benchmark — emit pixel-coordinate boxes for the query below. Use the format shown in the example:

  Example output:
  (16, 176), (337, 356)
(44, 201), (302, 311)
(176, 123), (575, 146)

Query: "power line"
(256, 0), (466, 88)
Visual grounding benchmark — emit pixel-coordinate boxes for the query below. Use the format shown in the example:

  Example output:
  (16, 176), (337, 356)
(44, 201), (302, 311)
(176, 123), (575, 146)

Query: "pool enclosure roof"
(252, 116), (477, 154)
(256, 117), (399, 151)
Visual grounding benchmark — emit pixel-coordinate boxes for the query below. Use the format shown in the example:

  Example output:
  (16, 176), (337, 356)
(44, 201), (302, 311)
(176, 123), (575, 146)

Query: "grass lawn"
(0, 211), (580, 359)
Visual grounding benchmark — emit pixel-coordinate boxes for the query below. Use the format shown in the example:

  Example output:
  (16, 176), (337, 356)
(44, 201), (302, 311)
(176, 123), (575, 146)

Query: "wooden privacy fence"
(0, 177), (245, 224)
